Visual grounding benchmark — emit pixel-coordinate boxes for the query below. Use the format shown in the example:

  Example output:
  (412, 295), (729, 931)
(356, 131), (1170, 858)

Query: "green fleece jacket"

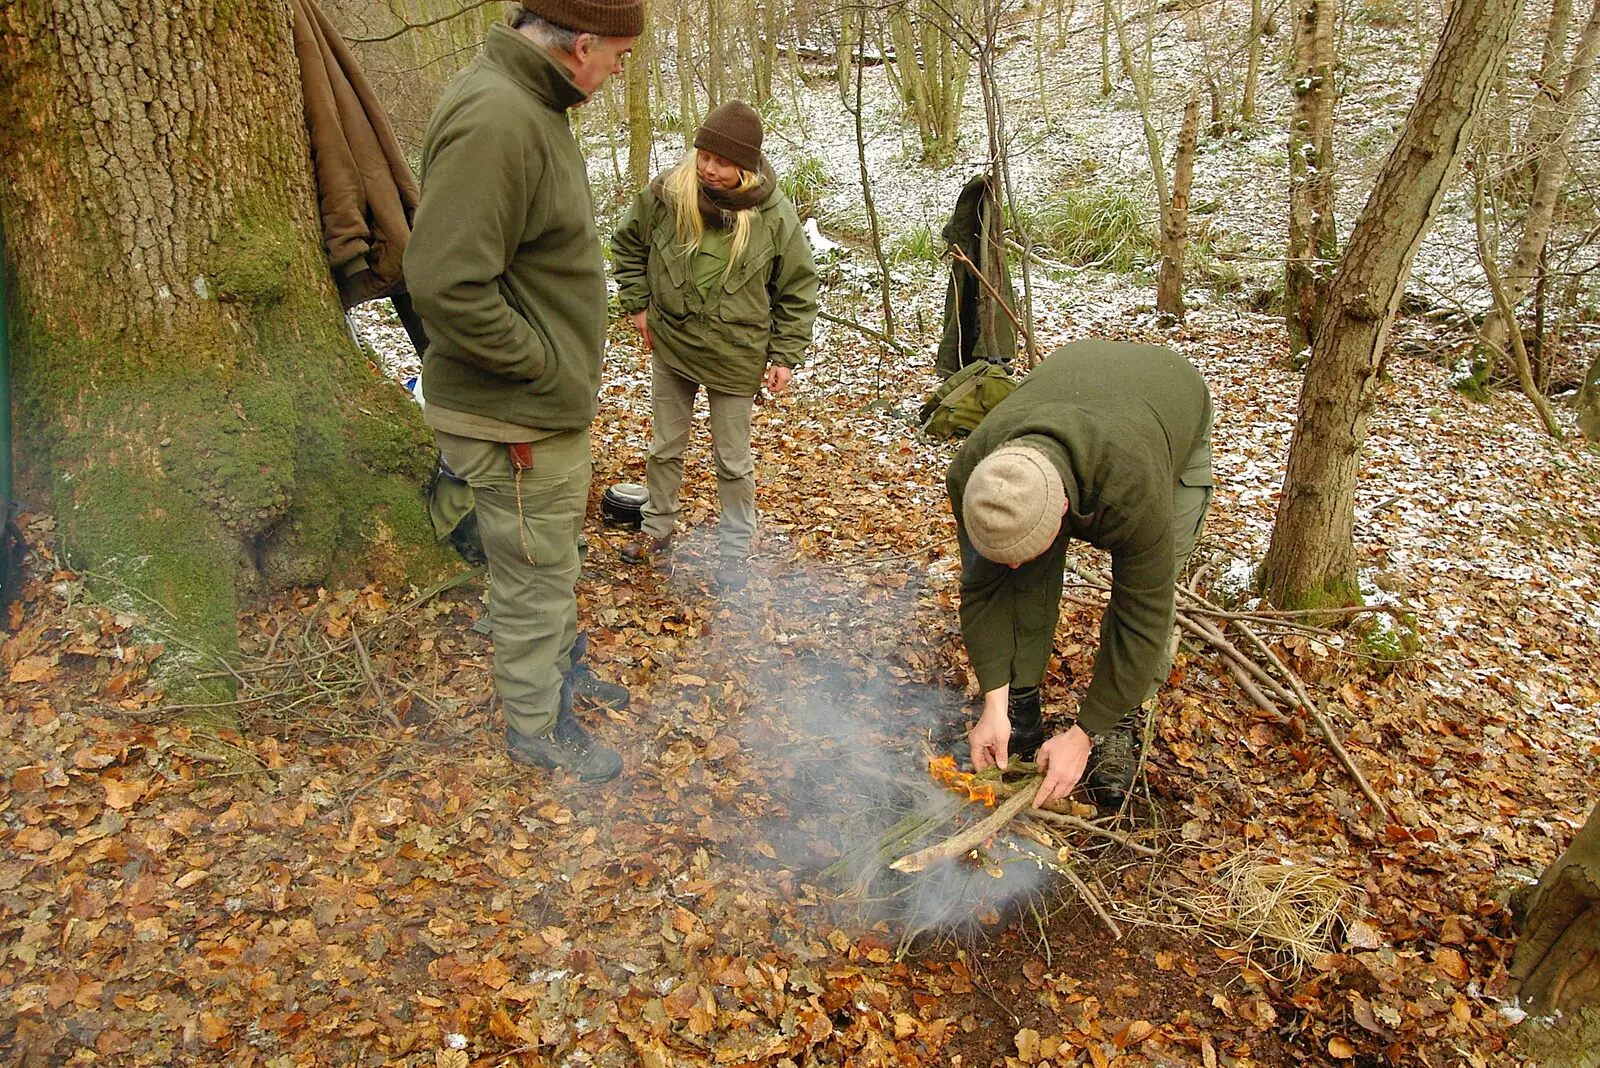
(611, 181), (818, 396)
(946, 341), (1213, 735)
(405, 26), (604, 431)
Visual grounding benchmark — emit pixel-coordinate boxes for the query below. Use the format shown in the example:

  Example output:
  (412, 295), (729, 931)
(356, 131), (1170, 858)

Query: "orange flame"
(927, 754), (998, 807)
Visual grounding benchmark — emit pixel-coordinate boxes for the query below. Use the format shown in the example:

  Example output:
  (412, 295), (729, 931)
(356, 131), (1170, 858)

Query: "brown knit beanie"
(694, 101), (764, 173)
(963, 444), (1066, 565)
(520, 0), (644, 37)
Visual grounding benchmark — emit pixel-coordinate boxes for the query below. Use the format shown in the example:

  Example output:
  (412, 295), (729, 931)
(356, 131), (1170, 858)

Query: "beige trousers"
(641, 358), (757, 559)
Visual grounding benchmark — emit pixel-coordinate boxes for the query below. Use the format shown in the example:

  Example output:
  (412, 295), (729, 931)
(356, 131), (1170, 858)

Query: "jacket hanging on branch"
(289, 0), (420, 311)
(935, 173), (1018, 379)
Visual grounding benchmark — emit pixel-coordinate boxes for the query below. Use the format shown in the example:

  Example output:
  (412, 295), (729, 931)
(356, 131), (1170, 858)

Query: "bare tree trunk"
(1242, 0), (1265, 121)
(676, 0), (698, 148)
(1111, 0), (1181, 317)
(1477, 0), (1600, 359)
(1286, 0), (1339, 362)
(0, 0), (446, 693)
(627, 0), (654, 189)
(1100, 0), (1115, 95)
(847, 18), (896, 343)
(1578, 348), (1600, 440)
(974, 0), (1038, 362)
(1510, 803), (1600, 1064)
(707, 0), (725, 107)
(1157, 93), (1201, 318)
(1474, 168), (1564, 437)
(1259, 0), (1523, 610)
(1523, 0), (1576, 192)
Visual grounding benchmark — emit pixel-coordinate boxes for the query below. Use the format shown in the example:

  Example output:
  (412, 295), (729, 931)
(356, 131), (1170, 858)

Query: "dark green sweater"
(405, 26), (604, 431)
(946, 341), (1212, 734)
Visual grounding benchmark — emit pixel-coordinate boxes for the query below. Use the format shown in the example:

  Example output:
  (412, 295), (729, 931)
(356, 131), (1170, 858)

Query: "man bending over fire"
(947, 340), (1214, 809)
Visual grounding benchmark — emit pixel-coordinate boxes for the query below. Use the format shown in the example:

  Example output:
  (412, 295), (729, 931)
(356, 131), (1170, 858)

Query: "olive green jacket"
(405, 26), (605, 432)
(611, 182), (819, 396)
(947, 341), (1213, 735)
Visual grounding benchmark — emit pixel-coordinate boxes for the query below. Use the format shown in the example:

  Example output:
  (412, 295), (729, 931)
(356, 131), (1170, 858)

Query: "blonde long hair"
(663, 151), (764, 282)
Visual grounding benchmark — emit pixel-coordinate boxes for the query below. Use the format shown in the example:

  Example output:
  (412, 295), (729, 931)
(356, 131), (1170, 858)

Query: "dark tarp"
(935, 172), (1017, 379)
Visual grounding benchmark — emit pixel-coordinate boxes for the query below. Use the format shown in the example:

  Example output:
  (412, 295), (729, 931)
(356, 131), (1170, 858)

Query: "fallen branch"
(350, 626), (400, 731)
(816, 309), (919, 361)
(1058, 857), (1124, 939)
(891, 780), (1039, 873)
(1023, 808), (1160, 857)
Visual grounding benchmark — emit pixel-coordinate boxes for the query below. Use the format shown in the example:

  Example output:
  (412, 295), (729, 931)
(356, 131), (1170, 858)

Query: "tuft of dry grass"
(1173, 850), (1359, 977)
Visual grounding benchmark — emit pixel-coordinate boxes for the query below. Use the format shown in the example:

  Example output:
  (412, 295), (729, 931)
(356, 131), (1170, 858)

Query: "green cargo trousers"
(434, 428), (591, 738)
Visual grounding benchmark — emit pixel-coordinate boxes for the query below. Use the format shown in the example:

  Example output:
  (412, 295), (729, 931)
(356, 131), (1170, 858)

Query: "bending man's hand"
(969, 686), (1012, 771)
(1034, 726), (1093, 808)
(628, 310), (652, 352)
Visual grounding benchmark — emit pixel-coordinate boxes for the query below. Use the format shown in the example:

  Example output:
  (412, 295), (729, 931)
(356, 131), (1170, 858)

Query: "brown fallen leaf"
(102, 778), (145, 810)
(1015, 1027), (1041, 1063)
(9, 655), (52, 684)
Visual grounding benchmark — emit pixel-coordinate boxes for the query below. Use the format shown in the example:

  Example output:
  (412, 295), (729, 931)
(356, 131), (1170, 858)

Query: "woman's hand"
(629, 310), (652, 352)
(763, 365), (793, 395)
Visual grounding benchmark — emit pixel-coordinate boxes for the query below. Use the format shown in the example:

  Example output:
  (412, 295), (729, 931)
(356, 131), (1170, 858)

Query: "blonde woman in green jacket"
(611, 101), (819, 589)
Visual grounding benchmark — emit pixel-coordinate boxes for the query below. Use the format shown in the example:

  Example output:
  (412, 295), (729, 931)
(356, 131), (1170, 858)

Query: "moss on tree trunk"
(0, 1), (453, 700)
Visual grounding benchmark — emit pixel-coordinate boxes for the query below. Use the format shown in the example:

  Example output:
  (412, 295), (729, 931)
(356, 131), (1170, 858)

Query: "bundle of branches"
(1065, 562), (1400, 828)
(146, 568), (485, 737)
(821, 749), (1157, 952)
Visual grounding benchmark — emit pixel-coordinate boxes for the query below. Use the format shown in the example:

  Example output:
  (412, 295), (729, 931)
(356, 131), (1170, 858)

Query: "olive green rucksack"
(917, 360), (1017, 439)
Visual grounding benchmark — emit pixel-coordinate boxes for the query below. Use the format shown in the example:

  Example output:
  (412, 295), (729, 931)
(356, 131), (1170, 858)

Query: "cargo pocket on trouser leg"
(461, 435), (593, 740)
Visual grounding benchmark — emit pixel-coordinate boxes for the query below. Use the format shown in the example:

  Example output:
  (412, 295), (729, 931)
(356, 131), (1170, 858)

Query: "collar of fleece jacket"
(481, 23), (589, 113)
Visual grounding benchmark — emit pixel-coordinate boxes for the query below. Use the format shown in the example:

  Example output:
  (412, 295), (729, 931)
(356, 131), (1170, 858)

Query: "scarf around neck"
(653, 158), (777, 230)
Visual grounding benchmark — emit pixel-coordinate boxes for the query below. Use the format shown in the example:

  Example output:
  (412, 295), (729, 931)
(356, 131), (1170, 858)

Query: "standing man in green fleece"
(404, 1), (641, 781)
(948, 341), (1214, 808)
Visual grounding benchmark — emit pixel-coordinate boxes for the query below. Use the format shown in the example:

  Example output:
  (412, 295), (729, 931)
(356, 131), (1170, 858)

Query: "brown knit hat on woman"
(520, 0), (644, 36)
(694, 101), (764, 173)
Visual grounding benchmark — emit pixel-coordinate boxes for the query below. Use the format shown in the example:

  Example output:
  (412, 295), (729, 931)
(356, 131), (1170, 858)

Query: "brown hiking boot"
(620, 532), (672, 565)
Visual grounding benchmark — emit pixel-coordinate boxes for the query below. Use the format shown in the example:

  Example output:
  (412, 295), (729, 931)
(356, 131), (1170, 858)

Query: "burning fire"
(927, 754), (998, 807)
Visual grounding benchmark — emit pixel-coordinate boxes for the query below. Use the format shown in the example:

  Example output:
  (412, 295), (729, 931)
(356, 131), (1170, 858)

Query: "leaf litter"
(9, 6), (1600, 1066)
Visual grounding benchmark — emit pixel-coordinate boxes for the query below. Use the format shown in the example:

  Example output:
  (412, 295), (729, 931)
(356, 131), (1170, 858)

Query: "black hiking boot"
(566, 631), (630, 709)
(505, 674), (623, 782)
(1008, 686), (1046, 763)
(1083, 727), (1141, 808)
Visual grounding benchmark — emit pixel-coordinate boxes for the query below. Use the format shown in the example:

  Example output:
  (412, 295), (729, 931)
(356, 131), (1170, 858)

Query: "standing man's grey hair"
(509, 8), (583, 54)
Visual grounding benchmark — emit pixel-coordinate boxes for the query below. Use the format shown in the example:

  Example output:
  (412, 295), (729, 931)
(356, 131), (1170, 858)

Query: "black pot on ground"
(602, 483), (648, 529)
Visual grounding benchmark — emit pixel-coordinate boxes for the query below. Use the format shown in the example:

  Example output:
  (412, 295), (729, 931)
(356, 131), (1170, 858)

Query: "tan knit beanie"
(520, 0), (644, 37)
(963, 444), (1066, 564)
(694, 101), (764, 173)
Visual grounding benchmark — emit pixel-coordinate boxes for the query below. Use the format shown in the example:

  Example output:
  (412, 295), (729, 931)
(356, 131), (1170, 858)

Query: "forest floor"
(8, 6), (1600, 1067)
(3, 297), (1598, 1067)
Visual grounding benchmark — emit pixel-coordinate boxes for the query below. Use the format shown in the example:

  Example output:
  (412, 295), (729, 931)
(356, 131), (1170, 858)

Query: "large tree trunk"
(1259, 0), (1523, 610)
(1511, 803), (1600, 1063)
(1156, 93), (1200, 319)
(1476, 0), (1600, 362)
(0, 1), (447, 694)
(1286, 0), (1339, 362)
